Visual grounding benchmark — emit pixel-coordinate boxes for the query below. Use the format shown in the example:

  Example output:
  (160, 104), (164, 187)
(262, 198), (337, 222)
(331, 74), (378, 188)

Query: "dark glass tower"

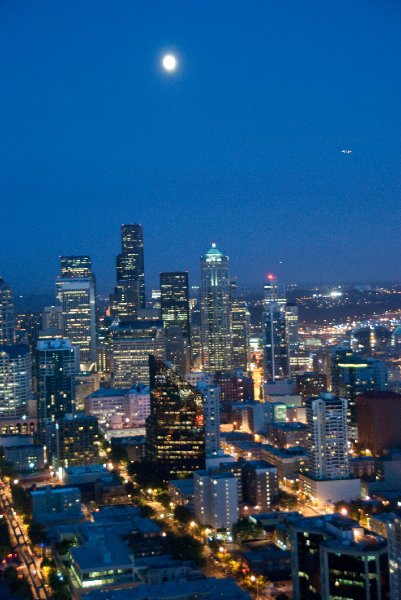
(36, 339), (76, 440)
(111, 224), (145, 318)
(160, 272), (191, 374)
(146, 356), (205, 479)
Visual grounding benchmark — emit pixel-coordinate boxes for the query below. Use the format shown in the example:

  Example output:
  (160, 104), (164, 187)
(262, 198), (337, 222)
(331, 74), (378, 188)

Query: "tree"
(232, 518), (264, 542)
(127, 460), (164, 489)
(168, 533), (205, 566)
(155, 491), (171, 508)
(28, 520), (49, 545)
(173, 504), (192, 524)
(139, 504), (156, 518)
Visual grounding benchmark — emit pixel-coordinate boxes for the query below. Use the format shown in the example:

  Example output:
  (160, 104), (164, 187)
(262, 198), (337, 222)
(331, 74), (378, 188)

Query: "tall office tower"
(200, 244), (232, 371)
(242, 460), (279, 511)
(0, 344), (32, 418)
(146, 357), (205, 479)
(290, 514), (389, 600)
(56, 256), (96, 367)
(285, 303), (299, 365)
(263, 273), (286, 306)
(388, 515), (401, 600)
(52, 412), (100, 468)
(263, 303), (290, 382)
(111, 224), (145, 319)
(36, 339), (76, 438)
(306, 392), (349, 481)
(0, 277), (15, 344)
(194, 471), (239, 530)
(197, 382), (221, 456)
(110, 320), (165, 386)
(160, 272), (191, 374)
(231, 299), (250, 370)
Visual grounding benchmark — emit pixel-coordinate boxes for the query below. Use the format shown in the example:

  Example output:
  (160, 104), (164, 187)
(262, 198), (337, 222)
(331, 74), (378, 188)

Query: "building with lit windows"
(200, 244), (231, 371)
(231, 298), (250, 370)
(300, 392), (360, 505)
(110, 320), (165, 386)
(85, 384), (150, 428)
(193, 470), (239, 530)
(290, 514), (389, 600)
(160, 272), (190, 339)
(263, 275), (290, 382)
(0, 344), (31, 418)
(110, 224), (145, 318)
(52, 412), (100, 468)
(0, 277), (15, 344)
(36, 338), (76, 440)
(146, 357), (205, 479)
(242, 459), (279, 511)
(196, 382), (220, 457)
(285, 302), (299, 366)
(388, 514), (401, 600)
(56, 256), (97, 366)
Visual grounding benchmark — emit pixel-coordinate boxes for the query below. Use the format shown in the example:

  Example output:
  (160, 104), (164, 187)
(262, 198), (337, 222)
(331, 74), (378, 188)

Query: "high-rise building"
(197, 382), (220, 456)
(56, 256), (96, 367)
(263, 303), (289, 382)
(306, 392), (349, 481)
(53, 412), (100, 468)
(242, 460), (279, 511)
(160, 272), (190, 339)
(285, 302), (300, 366)
(299, 392), (360, 505)
(36, 339), (76, 437)
(263, 275), (289, 382)
(290, 514), (389, 600)
(41, 306), (63, 337)
(160, 272), (191, 375)
(0, 344), (32, 418)
(111, 224), (145, 318)
(231, 299), (250, 370)
(0, 277), (15, 344)
(146, 357), (205, 479)
(356, 391), (401, 455)
(110, 320), (165, 386)
(200, 244), (231, 371)
(194, 471), (239, 530)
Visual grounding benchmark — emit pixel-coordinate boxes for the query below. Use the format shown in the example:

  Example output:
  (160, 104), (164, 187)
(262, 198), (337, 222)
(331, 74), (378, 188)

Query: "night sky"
(1, 0), (401, 293)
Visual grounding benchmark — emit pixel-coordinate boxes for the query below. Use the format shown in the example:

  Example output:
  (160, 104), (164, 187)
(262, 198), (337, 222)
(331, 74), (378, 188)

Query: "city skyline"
(1, 0), (401, 292)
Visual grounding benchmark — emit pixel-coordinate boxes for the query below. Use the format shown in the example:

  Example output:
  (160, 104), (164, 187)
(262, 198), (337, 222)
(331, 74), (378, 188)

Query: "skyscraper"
(160, 272), (191, 374)
(56, 256), (96, 367)
(36, 339), (76, 437)
(230, 281), (250, 371)
(285, 302), (300, 365)
(264, 303), (290, 382)
(263, 275), (290, 382)
(194, 471), (239, 529)
(0, 277), (15, 345)
(146, 357), (205, 479)
(200, 244), (231, 371)
(111, 224), (145, 318)
(110, 320), (165, 386)
(0, 344), (32, 418)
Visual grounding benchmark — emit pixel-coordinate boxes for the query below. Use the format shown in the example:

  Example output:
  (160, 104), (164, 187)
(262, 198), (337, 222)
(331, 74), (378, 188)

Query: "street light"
(250, 575), (259, 600)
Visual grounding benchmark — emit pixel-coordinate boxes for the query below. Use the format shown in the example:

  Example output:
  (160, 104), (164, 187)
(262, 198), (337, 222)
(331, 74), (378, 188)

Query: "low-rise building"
(31, 486), (82, 523)
(267, 421), (308, 448)
(260, 444), (307, 481)
(168, 478), (194, 512)
(3, 443), (45, 472)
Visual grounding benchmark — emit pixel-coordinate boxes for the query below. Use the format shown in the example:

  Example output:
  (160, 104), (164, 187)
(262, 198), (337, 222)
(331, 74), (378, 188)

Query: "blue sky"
(1, 0), (401, 292)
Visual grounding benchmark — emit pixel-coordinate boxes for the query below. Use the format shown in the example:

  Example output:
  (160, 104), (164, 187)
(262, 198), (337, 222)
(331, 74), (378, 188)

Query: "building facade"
(0, 344), (32, 418)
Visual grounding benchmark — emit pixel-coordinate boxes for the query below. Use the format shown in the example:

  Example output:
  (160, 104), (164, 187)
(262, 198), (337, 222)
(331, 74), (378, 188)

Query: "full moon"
(162, 54), (177, 72)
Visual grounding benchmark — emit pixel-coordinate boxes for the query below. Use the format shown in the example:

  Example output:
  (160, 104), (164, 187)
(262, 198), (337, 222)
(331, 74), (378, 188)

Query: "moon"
(162, 54), (177, 72)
